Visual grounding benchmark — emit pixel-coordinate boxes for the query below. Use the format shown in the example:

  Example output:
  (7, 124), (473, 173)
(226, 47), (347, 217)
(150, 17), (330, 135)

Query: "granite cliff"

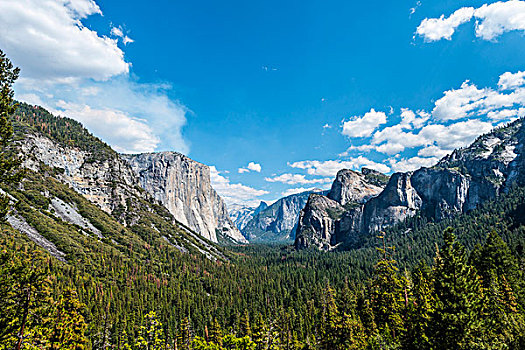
(241, 189), (325, 242)
(122, 152), (246, 243)
(295, 119), (525, 250)
(295, 168), (388, 250)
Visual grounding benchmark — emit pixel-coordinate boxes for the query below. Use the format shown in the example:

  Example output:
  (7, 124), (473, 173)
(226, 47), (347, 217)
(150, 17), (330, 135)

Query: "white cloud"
(111, 25), (134, 45)
(498, 71), (525, 90)
(400, 108), (429, 129)
(416, 7), (475, 41)
(265, 174), (333, 185)
(342, 108), (387, 138)
(432, 81), (490, 121)
(111, 27), (124, 38)
(281, 187), (321, 197)
(431, 77), (525, 122)
(389, 156), (440, 172)
(417, 0), (525, 42)
(289, 157), (390, 176)
(53, 101), (159, 153)
(0, 0), (129, 83)
(238, 162), (262, 173)
(3, 0), (189, 154)
(210, 166), (269, 206)
(247, 162), (262, 172)
(337, 71), (522, 176)
(417, 145), (451, 158)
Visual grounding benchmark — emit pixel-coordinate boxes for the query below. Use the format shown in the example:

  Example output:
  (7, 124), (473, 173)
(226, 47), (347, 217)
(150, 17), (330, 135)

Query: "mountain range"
(295, 119), (525, 250)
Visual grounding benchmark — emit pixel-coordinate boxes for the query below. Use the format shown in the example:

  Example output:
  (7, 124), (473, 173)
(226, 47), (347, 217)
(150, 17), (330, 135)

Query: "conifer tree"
(403, 262), (434, 350)
(0, 49), (20, 220)
(209, 318), (223, 346)
(41, 288), (89, 349)
(239, 310), (252, 338)
(177, 317), (192, 350)
(368, 235), (407, 343)
(430, 228), (485, 349)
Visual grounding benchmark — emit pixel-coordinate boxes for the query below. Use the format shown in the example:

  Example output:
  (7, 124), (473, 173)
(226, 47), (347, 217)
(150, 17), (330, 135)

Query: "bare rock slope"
(122, 152), (246, 243)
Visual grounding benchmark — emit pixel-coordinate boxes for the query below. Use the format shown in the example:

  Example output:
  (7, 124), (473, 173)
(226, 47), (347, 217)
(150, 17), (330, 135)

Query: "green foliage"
(430, 228), (485, 349)
(0, 48), (20, 221)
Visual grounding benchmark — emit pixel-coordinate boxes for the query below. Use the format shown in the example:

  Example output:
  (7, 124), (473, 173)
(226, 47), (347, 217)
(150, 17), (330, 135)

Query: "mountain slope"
(296, 118), (525, 250)
(295, 168), (388, 250)
(229, 201), (268, 231)
(122, 152), (246, 243)
(8, 103), (227, 259)
(242, 189), (326, 242)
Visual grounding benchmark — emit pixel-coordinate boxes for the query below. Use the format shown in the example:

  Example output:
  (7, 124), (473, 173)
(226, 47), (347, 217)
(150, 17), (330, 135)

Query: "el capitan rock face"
(122, 152), (246, 243)
(295, 119), (525, 250)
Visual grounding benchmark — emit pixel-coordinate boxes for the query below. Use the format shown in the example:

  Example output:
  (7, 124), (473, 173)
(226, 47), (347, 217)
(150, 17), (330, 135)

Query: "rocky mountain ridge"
(295, 168), (388, 250)
(122, 152), (246, 243)
(242, 189), (326, 242)
(229, 201), (268, 231)
(295, 119), (525, 250)
(7, 103), (237, 260)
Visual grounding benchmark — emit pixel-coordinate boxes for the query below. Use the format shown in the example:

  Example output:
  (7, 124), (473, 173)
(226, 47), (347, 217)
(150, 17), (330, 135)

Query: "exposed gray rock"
(49, 197), (103, 238)
(328, 169), (386, 205)
(7, 214), (66, 262)
(229, 201), (268, 231)
(242, 189), (324, 242)
(19, 133), (141, 221)
(296, 118), (525, 251)
(295, 169), (387, 250)
(122, 152), (246, 243)
(294, 194), (343, 250)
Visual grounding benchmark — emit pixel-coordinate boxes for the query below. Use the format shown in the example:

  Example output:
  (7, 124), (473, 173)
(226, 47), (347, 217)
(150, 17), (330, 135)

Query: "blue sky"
(1, 0), (525, 206)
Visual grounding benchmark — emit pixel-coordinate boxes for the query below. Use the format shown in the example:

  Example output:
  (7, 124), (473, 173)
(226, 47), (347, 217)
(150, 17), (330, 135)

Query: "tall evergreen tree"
(430, 228), (485, 349)
(0, 48), (20, 220)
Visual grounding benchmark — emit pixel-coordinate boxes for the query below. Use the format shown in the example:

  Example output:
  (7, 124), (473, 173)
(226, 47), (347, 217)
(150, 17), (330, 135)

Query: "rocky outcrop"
(19, 133), (142, 223)
(295, 169), (387, 249)
(294, 194), (343, 250)
(229, 201), (268, 231)
(242, 189), (324, 242)
(296, 118), (525, 251)
(122, 152), (246, 243)
(328, 168), (387, 205)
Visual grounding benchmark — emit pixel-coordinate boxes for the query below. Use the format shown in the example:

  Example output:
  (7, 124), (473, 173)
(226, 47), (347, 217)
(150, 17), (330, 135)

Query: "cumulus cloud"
(2, 0), (189, 154)
(0, 0), (129, 83)
(342, 108), (387, 138)
(417, 0), (525, 42)
(265, 174), (333, 185)
(431, 79), (525, 122)
(53, 101), (159, 153)
(238, 162), (262, 173)
(416, 7), (475, 41)
(389, 156), (440, 172)
(289, 157), (390, 176)
(498, 71), (525, 90)
(210, 166), (269, 206)
(247, 162), (262, 172)
(338, 71), (521, 169)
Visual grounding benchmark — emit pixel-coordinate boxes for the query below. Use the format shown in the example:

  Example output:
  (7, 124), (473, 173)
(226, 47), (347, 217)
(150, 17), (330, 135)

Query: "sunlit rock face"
(295, 119), (525, 251)
(122, 152), (246, 243)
